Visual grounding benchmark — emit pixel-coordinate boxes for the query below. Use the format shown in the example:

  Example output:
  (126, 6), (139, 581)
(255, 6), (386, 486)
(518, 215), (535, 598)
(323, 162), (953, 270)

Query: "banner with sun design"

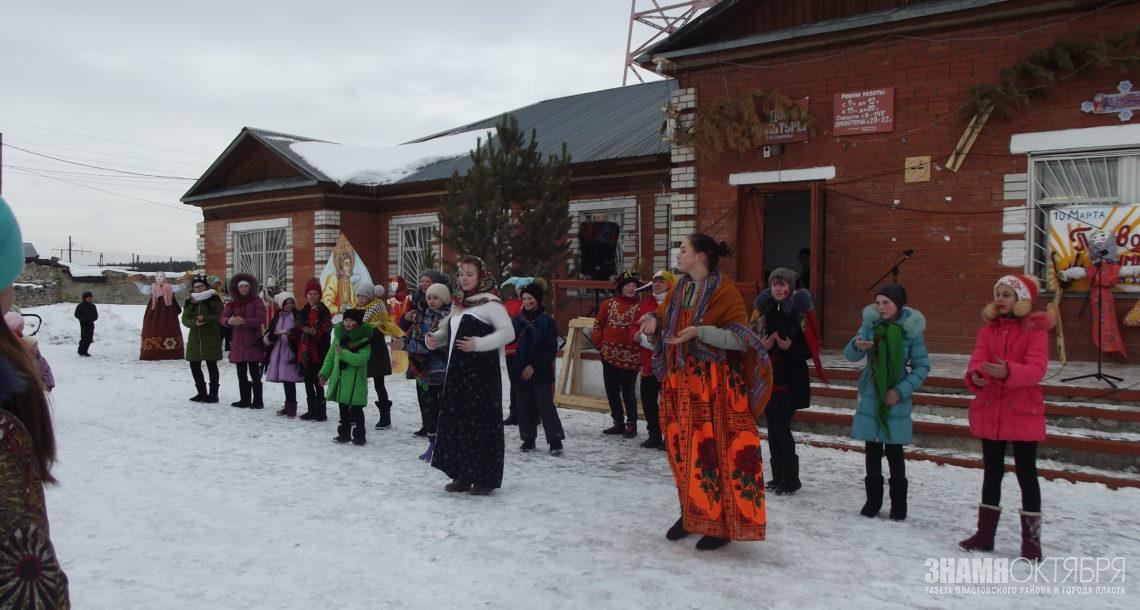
(1047, 204), (1140, 293)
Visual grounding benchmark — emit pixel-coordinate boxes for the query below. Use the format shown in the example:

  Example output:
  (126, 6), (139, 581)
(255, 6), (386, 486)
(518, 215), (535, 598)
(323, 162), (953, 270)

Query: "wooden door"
(736, 188), (766, 287)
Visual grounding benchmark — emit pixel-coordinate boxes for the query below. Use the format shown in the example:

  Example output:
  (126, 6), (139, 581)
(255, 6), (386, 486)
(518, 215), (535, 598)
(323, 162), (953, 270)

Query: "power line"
(7, 166), (198, 214)
(2, 161), (193, 182)
(0, 118), (212, 157)
(2, 138), (207, 167)
(1, 143), (197, 180)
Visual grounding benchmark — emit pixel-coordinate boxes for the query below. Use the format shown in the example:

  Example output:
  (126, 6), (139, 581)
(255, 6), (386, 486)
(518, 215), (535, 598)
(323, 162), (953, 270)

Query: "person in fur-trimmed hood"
(844, 284), (930, 522)
(751, 267), (824, 496)
(222, 273), (267, 409)
(182, 275), (224, 403)
(320, 309), (373, 445)
(959, 274), (1054, 562)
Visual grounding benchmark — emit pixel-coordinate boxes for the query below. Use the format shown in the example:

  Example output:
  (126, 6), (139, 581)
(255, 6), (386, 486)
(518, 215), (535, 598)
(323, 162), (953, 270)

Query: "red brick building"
(184, 81), (677, 305)
(638, 0), (1140, 360)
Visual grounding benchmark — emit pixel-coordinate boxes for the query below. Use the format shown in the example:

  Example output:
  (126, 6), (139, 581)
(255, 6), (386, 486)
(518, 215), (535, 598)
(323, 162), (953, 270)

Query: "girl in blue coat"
(843, 284), (930, 521)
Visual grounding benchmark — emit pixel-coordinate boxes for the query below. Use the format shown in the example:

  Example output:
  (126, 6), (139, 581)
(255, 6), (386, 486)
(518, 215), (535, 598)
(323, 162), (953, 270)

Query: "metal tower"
(623, 0), (719, 85)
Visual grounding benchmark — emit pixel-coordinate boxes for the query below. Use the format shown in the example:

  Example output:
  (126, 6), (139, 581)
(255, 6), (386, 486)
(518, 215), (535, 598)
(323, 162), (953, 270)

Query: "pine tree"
(436, 113), (571, 281)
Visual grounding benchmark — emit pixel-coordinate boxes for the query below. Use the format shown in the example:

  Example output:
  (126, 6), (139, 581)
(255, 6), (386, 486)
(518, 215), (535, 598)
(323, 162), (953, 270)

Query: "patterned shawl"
(461, 270), (500, 308)
(651, 270), (773, 415)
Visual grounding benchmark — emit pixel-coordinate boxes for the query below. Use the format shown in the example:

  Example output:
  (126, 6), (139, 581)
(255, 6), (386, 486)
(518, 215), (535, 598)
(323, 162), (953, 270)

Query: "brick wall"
(675, 4), (1140, 359)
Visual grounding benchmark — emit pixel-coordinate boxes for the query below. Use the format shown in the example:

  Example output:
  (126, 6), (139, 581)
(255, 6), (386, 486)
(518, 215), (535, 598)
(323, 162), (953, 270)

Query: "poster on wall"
(833, 87), (894, 135)
(320, 234), (374, 315)
(763, 98), (810, 143)
(1047, 204), (1140, 292)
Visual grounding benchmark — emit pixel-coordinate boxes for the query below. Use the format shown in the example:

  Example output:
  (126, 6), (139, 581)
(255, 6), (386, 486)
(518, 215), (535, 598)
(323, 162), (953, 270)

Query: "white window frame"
(231, 225), (288, 285)
(1027, 150), (1140, 279)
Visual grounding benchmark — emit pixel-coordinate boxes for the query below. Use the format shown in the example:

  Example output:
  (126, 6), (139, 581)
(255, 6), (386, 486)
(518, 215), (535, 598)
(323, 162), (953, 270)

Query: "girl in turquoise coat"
(843, 284), (929, 521)
(319, 309), (373, 446)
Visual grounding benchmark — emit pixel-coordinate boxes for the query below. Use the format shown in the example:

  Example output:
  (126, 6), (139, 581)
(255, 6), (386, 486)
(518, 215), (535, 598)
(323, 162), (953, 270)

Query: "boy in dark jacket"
(402, 282), (452, 461)
(512, 282), (564, 455)
(74, 291), (98, 356)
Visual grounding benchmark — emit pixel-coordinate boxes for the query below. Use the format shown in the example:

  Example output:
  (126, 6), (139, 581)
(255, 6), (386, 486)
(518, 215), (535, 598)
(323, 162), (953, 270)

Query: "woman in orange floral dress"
(639, 234), (773, 551)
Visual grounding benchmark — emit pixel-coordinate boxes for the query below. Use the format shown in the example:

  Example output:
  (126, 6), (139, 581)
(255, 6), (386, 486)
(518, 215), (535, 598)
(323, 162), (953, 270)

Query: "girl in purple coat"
(222, 273), (267, 409)
(959, 274), (1053, 561)
(265, 292), (304, 417)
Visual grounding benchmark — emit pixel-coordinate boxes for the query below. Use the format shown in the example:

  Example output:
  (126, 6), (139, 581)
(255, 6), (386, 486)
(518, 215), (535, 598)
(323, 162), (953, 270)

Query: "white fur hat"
(274, 292), (296, 308)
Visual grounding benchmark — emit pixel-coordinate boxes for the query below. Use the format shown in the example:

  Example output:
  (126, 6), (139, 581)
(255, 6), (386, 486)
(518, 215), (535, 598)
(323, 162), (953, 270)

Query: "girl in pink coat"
(959, 274), (1053, 562)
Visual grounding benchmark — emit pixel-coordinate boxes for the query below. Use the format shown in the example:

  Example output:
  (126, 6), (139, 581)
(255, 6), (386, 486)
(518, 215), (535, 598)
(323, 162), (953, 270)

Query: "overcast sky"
(1, 1), (670, 262)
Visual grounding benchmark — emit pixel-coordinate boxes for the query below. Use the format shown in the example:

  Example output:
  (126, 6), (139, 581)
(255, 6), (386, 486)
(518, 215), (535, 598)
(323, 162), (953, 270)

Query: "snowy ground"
(25, 304), (1140, 609)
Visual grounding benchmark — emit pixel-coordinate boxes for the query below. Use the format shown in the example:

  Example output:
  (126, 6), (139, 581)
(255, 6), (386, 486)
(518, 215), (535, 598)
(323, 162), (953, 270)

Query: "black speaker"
(579, 220), (621, 280)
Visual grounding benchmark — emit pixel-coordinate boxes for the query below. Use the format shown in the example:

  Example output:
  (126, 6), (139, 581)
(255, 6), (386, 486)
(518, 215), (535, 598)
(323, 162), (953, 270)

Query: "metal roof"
(183, 80), (675, 203)
(637, 0), (1013, 63)
(399, 79), (676, 183)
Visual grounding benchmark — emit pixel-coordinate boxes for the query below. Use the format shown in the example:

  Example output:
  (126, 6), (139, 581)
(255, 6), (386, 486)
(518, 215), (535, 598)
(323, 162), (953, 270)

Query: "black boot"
(695, 536), (730, 551)
(666, 517), (689, 541)
(375, 400), (392, 430)
(888, 477), (908, 521)
(602, 421), (624, 435)
(206, 383), (220, 404)
(352, 407), (367, 446)
(766, 455), (783, 491)
(189, 381), (207, 402)
(315, 399), (329, 422)
(333, 405), (351, 443)
(231, 381), (251, 408)
(640, 433), (664, 449)
(250, 382), (264, 409)
(860, 476), (884, 517)
(776, 455), (802, 495)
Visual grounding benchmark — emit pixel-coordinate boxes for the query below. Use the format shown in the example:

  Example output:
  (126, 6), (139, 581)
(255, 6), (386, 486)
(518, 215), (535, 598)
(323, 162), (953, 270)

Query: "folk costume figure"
(1059, 231), (1138, 357)
(594, 271), (644, 437)
(320, 235), (373, 316)
(640, 235), (774, 551)
(427, 256), (515, 495)
(960, 275), (1053, 562)
(138, 272), (185, 360)
(750, 267), (825, 496)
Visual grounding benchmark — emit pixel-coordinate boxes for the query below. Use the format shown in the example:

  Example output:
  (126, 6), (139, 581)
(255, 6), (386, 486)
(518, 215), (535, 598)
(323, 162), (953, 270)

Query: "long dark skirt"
(432, 315), (505, 489)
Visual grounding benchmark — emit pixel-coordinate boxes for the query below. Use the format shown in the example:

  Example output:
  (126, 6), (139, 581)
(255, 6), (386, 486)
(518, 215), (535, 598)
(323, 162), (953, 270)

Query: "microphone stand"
(1062, 256), (1123, 388)
(866, 249), (914, 292)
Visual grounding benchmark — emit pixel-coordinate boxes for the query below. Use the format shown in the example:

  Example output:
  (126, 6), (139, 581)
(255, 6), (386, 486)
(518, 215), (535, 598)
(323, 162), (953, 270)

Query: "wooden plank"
(554, 394), (611, 412)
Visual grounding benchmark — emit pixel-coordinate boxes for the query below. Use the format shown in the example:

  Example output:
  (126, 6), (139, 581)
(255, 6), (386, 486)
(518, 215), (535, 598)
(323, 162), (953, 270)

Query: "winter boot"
(189, 381), (208, 402)
(352, 408), (367, 446)
(276, 402), (298, 418)
(231, 381), (251, 408)
(766, 454), (783, 490)
(623, 422), (637, 438)
(777, 455), (802, 495)
(549, 440), (563, 456)
(413, 427), (428, 437)
(469, 485), (494, 496)
(1019, 511), (1043, 561)
(206, 383), (220, 404)
(374, 400), (392, 430)
(333, 405), (351, 443)
(640, 432), (664, 449)
(418, 434), (437, 462)
(444, 479), (471, 493)
(860, 476), (884, 517)
(520, 439), (536, 452)
(959, 504), (1002, 552)
(249, 382), (264, 409)
(695, 536), (730, 551)
(602, 421), (624, 435)
(888, 477), (908, 521)
(314, 399), (329, 422)
(666, 517), (689, 541)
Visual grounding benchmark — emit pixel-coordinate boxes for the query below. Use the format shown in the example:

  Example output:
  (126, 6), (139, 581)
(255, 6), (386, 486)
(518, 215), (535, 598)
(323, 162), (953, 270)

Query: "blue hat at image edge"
(0, 196), (25, 290)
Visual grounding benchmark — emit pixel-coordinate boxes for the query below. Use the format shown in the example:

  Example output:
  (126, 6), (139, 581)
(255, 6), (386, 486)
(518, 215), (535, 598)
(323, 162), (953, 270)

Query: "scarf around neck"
(872, 320), (905, 440)
(190, 289), (217, 303)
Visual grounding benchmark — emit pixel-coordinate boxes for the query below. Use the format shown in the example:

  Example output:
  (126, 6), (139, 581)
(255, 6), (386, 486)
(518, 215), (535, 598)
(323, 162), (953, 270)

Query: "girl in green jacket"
(182, 275), (224, 403)
(320, 309), (373, 446)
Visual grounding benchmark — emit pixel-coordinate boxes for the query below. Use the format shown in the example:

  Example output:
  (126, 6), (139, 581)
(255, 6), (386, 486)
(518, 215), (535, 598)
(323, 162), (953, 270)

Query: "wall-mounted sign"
(763, 98), (810, 144)
(1047, 204), (1140, 292)
(1081, 80), (1139, 122)
(833, 87), (894, 135)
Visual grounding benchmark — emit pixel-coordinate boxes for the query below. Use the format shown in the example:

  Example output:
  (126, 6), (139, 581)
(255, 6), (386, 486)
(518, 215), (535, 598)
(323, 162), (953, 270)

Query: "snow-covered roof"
(289, 128), (494, 187)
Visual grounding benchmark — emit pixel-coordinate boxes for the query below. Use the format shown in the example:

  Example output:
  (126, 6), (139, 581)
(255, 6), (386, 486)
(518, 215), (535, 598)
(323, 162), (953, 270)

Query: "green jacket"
(319, 322), (373, 406)
(181, 294), (224, 362)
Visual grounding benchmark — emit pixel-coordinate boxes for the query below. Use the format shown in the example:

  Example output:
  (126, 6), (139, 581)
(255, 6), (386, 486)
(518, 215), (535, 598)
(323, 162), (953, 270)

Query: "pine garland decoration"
(968, 25), (1140, 119)
(669, 89), (817, 158)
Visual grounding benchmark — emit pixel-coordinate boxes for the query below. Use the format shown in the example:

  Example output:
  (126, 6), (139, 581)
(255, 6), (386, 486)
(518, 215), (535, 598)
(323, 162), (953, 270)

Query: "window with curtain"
(233, 227), (287, 285)
(577, 209), (625, 279)
(1029, 153), (1139, 279)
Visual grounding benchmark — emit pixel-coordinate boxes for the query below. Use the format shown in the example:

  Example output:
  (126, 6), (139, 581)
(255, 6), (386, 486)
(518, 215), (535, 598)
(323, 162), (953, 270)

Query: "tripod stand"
(1061, 258), (1123, 388)
(866, 249), (914, 292)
